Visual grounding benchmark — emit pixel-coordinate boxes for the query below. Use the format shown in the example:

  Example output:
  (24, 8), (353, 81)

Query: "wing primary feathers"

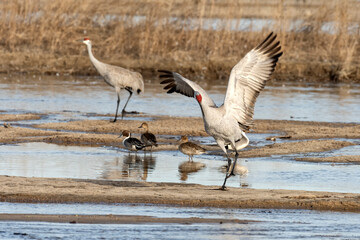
(259, 34), (277, 51)
(255, 32), (273, 50)
(164, 83), (176, 90)
(263, 42), (280, 55)
(224, 32), (283, 131)
(265, 45), (281, 56)
(159, 70), (196, 98)
(158, 70), (173, 75)
(160, 79), (174, 84)
(167, 87), (176, 94)
(274, 52), (283, 59)
(159, 74), (173, 78)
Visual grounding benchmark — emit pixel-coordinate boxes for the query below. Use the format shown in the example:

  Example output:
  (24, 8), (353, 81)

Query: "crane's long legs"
(121, 90), (133, 119)
(221, 149), (239, 190)
(230, 150), (239, 177)
(112, 94), (120, 122)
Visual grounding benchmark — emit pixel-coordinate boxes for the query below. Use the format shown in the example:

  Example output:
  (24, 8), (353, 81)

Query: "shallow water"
(1, 142), (360, 193)
(1, 75), (360, 237)
(1, 75), (360, 123)
(0, 202), (360, 239)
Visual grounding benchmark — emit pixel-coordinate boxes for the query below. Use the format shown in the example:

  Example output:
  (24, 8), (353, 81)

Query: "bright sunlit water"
(1, 75), (360, 239)
(1, 74), (360, 123)
(0, 202), (360, 239)
(1, 142), (360, 193)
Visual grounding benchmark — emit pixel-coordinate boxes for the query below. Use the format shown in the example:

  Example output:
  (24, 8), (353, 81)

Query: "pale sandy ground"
(0, 113), (42, 122)
(296, 156), (360, 163)
(0, 213), (251, 224)
(1, 175), (360, 213)
(1, 112), (360, 215)
(1, 113), (359, 159)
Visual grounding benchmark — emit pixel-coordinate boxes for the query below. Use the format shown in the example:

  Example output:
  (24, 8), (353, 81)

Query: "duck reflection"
(178, 161), (206, 181)
(101, 154), (156, 181)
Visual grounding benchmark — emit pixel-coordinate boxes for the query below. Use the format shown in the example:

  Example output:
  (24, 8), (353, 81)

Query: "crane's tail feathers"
(225, 133), (250, 151)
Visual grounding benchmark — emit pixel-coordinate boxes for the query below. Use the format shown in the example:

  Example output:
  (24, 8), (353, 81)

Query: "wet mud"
(1, 112), (360, 212)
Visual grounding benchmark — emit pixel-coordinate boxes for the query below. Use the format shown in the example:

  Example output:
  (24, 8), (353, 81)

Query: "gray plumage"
(138, 122), (158, 150)
(160, 32), (282, 189)
(141, 133), (157, 146)
(121, 130), (145, 152)
(83, 38), (144, 122)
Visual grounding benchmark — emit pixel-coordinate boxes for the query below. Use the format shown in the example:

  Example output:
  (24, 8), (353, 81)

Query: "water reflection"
(220, 163), (249, 188)
(101, 155), (156, 181)
(1, 142), (360, 192)
(178, 161), (205, 181)
(1, 202), (360, 239)
(1, 74), (360, 123)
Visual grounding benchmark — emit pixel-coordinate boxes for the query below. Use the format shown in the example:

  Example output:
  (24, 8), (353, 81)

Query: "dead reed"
(0, 0), (358, 82)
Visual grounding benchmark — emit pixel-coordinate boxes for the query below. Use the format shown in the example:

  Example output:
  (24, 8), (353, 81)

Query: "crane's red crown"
(84, 37), (90, 41)
(195, 92), (202, 103)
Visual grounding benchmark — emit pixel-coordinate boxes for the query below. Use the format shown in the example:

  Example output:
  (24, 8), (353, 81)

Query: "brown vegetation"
(0, 0), (359, 81)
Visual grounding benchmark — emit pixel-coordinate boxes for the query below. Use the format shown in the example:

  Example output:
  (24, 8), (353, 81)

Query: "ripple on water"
(1, 75), (360, 123)
(1, 142), (360, 193)
(0, 202), (360, 239)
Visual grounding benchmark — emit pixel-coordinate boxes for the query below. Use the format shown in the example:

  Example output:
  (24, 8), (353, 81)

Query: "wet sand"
(2, 113), (359, 160)
(1, 175), (360, 212)
(1, 113), (360, 213)
(0, 113), (42, 122)
(0, 213), (251, 224)
(295, 155), (360, 163)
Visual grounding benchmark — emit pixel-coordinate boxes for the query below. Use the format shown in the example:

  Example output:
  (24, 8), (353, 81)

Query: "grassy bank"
(0, 0), (359, 82)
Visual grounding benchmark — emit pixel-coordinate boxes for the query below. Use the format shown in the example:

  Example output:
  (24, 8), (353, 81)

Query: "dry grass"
(0, 0), (359, 82)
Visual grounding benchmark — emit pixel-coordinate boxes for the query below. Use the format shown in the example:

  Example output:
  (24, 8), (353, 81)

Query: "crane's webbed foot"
(220, 182), (229, 190)
(121, 110), (140, 119)
(122, 110), (140, 114)
(111, 118), (117, 123)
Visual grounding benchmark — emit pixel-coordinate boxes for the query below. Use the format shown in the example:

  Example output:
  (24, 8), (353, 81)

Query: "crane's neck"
(86, 43), (102, 68)
(197, 101), (217, 120)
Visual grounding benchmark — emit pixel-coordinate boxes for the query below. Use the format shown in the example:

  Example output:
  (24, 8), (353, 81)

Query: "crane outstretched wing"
(224, 32), (282, 131)
(159, 70), (216, 107)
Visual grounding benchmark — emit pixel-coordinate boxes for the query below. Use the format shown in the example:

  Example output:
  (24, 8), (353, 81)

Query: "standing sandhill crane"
(82, 38), (144, 122)
(160, 32), (282, 190)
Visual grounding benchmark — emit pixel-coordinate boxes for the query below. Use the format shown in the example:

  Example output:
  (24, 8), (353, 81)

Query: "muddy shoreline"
(1, 112), (360, 212)
(0, 213), (252, 224)
(1, 113), (359, 162)
(1, 175), (360, 213)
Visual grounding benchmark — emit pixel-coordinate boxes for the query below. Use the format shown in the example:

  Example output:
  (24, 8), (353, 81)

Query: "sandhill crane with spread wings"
(160, 32), (282, 190)
(83, 38), (144, 122)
